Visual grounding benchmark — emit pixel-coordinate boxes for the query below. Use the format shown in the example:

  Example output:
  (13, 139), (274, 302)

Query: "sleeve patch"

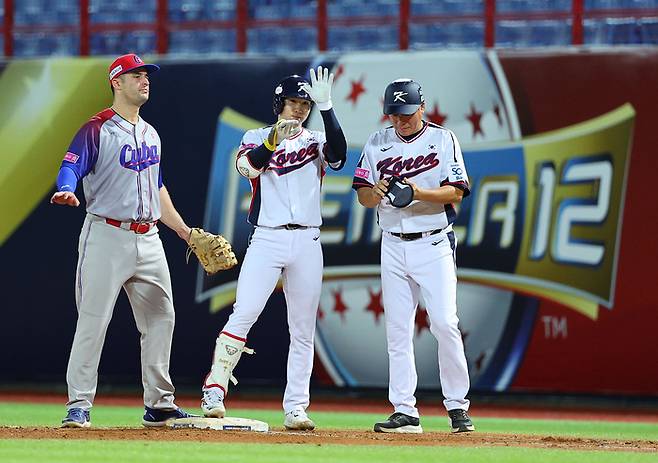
(448, 162), (466, 182)
(355, 167), (370, 179)
(64, 152), (79, 163)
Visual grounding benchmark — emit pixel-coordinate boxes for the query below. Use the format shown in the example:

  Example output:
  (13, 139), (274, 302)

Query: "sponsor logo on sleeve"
(63, 152), (79, 163)
(355, 168), (370, 179)
(449, 162), (464, 181)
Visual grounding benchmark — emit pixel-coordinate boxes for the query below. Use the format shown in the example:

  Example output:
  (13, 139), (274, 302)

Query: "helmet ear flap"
(273, 81), (284, 115)
(273, 95), (283, 115)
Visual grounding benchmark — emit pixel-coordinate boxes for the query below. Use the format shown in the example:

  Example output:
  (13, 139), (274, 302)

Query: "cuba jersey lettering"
(60, 109), (162, 222)
(119, 141), (160, 171)
(352, 122), (470, 233)
(238, 127), (336, 227)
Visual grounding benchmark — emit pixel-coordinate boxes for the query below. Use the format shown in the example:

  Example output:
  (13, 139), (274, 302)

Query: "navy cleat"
(61, 408), (91, 428)
(448, 409), (475, 433)
(374, 412), (423, 433)
(142, 406), (197, 427)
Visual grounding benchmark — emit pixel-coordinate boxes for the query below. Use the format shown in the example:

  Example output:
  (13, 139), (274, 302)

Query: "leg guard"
(203, 332), (254, 395)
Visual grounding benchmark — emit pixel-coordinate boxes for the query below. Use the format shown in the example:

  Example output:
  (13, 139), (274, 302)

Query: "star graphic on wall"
(346, 76), (366, 106)
(415, 305), (430, 335)
(334, 64), (344, 82)
(466, 103), (484, 138)
(493, 101), (503, 127)
(365, 288), (385, 324)
(425, 102), (447, 126)
(332, 288), (348, 322)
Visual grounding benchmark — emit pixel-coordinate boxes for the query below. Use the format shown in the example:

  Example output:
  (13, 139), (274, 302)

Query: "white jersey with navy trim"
(238, 126), (335, 227)
(60, 108), (162, 222)
(352, 122), (470, 233)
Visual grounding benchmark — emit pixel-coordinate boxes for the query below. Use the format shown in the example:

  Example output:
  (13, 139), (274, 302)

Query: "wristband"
(263, 138), (276, 151)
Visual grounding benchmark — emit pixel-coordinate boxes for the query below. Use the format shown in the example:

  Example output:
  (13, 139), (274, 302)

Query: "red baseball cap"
(108, 53), (159, 81)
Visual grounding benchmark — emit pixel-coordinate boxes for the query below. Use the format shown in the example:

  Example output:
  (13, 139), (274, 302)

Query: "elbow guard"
(236, 154), (263, 179)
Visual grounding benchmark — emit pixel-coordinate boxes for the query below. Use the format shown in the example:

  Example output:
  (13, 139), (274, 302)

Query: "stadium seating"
(2, 0), (657, 57)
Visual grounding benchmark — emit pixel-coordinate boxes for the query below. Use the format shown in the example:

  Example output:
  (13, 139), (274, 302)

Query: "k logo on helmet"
(393, 91), (408, 103)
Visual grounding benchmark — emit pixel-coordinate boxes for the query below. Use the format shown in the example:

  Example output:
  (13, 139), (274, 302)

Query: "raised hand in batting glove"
(267, 119), (302, 148)
(301, 66), (334, 111)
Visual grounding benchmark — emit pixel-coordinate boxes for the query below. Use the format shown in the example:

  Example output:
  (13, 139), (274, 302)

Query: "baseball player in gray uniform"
(51, 54), (194, 428)
(352, 79), (474, 434)
(200, 67), (347, 430)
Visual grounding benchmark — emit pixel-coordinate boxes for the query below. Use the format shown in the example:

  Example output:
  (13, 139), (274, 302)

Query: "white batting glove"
(269, 119), (302, 147)
(301, 66), (334, 111)
(276, 119), (302, 140)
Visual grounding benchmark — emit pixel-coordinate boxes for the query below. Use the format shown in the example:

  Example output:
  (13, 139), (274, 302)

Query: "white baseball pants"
(381, 230), (470, 417)
(222, 226), (323, 414)
(65, 214), (177, 411)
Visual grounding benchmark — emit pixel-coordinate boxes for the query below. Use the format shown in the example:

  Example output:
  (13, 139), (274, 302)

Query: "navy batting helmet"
(383, 79), (424, 115)
(272, 75), (313, 115)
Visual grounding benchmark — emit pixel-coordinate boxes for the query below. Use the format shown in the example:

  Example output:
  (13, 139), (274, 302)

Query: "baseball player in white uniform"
(51, 54), (194, 428)
(352, 79), (474, 434)
(201, 67), (347, 430)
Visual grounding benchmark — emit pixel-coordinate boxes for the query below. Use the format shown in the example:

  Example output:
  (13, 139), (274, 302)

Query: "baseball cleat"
(373, 412), (423, 433)
(284, 410), (316, 431)
(142, 406), (197, 427)
(448, 409), (475, 433)
(201, 387), (226, 418)
(61, 408), (91, 428)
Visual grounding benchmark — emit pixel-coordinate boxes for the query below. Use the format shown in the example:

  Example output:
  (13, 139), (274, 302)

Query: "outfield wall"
(0, 49), (656, 396)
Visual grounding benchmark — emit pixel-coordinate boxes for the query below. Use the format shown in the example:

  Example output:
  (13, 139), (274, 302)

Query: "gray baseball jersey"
(59, 108), (162, 222)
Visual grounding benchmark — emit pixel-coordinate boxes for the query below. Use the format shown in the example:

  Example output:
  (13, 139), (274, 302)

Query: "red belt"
(105, 218), (158, 234)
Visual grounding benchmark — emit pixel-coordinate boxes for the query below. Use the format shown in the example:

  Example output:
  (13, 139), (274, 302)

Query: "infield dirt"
(1, 427), (657, 453)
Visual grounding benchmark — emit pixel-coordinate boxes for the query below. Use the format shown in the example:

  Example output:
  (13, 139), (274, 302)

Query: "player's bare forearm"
(357, 180), (388, 208)
(413, 184), (464, 204)
(159, 186), (191, 242)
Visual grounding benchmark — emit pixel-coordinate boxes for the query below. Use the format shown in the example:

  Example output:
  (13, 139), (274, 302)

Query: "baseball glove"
(385, 176), (414, 208)
(186, 228), (238, 274)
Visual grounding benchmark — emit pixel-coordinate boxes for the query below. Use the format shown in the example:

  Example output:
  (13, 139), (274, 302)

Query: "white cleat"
(201, 388), (226, 418)
(284, 410), (316, 431)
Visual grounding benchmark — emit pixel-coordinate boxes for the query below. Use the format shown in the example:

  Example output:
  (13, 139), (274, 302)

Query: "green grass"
(0, 402), (656, 463)
(1, 440), (656, 463)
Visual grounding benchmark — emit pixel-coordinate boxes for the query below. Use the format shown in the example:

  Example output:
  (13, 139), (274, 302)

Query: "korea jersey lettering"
(352, 122), (470, 233)
(59, 108), (163, 222)
(238, 126), (339, 227)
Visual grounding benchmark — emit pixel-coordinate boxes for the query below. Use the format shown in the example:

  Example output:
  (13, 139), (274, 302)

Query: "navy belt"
(259, 224), (314, 230)
(390, 228), (442, 241)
